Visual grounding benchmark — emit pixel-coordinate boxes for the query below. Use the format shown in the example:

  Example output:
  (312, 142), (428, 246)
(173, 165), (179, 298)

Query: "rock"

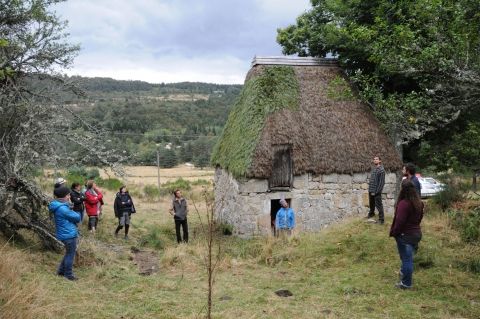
(274, 289), (293, 297)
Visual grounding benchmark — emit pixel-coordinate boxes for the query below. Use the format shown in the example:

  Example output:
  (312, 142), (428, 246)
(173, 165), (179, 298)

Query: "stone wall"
(214, 168), (397, 237)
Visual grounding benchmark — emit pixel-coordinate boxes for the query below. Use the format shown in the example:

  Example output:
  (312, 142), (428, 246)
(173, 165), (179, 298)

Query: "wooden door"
(269, 144), (293, 189)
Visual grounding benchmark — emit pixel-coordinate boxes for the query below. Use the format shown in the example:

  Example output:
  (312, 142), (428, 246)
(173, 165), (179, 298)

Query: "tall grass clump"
(138, 225), (176, 250)
(0, 243), (50, 319)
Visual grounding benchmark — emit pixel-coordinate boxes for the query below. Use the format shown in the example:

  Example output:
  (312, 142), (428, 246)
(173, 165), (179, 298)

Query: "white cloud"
(56, 0), (311, 83)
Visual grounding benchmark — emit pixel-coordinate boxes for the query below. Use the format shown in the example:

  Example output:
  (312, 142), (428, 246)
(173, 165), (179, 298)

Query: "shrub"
(447, 207), (480, 243)
(86, 168), (100, 179)
(432, 175), (469, 211)
(67, 165), (88, 177)
(143, 185), (160, 199)
(191, 179), (211, 186)
(161, 178), (191, 195)
(219, 223), (233, 236)
(96, 177), (123, 191)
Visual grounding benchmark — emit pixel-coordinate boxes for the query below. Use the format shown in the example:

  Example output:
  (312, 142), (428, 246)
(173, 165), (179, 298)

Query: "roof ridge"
(252, 56), (338, 67)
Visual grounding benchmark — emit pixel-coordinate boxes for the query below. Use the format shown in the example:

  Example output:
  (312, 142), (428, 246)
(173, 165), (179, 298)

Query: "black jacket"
(114, 192), (135, 217)
(70, 189), (85, 213)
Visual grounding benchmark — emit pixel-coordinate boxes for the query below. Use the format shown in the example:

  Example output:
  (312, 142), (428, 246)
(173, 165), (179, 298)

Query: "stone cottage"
(211, 56), (402, 236)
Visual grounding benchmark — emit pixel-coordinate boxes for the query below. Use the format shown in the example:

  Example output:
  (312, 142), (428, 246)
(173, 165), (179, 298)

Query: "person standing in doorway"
(84, 180), (103, 234)
(367, 155), (386, 224)
(49, 186), (81, 281)
(169, 189), (188, 243)
(114, 185), (136, 240)
(403, 163), (421, 196)
(275, 199), (295, 237)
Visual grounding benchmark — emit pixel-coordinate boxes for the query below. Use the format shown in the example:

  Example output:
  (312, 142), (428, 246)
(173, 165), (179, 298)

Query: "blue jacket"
(48, 200), (81, 241)
(275, 207), (295, 230)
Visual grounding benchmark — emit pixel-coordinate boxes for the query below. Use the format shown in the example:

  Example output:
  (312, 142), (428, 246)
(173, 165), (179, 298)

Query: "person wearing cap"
(114, 185), (136, 240)
(275, 199), (295, 237)
(54, 177), (66, 188)
(84, 180), (103, 233)
(48, 186), (81, 281)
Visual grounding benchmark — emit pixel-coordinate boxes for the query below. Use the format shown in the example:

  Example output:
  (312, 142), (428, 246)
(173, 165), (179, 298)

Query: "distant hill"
(63, 76), (243, 167)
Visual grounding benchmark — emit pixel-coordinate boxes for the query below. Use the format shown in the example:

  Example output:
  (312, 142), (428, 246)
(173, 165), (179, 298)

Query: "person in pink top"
(84, 180), (103, 233)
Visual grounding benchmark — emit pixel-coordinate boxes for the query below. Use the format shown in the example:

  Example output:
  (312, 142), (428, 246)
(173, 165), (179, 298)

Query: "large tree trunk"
(0, 177), (62, 251)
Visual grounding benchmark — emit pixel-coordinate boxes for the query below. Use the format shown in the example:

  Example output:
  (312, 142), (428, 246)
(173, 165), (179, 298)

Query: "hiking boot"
(378, 220), (385, 225)
(66, 276), (78, 281)
(366, 213), (375, 219)
(114, 232), (119, 238)
(395, 282), (411, 290)
(124, 235), (129, 241)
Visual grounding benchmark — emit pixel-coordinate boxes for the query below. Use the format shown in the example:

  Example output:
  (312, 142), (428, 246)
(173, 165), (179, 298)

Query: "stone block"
(338, 174), (353, 184)
(386, 173), (397, 184)
(239, 179), (268, 194)
(353, 173), (368, 183)
(312, 174), (322, 182)
(323, 174), (338, 183)
(308, 182), (321, 190)
(309, 189), (326, 196)
(293, 174), (308, 189)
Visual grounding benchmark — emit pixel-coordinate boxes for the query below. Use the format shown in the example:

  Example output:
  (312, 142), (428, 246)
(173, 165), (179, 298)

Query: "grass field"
(1, 168), (480, 319)
(100, 165), (215, 186)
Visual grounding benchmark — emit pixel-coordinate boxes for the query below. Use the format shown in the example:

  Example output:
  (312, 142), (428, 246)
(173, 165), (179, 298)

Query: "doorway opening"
(270, 198), (291, 236)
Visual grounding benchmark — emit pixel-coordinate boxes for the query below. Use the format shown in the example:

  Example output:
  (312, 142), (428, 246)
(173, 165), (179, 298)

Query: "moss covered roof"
(212, 63), (402, 178)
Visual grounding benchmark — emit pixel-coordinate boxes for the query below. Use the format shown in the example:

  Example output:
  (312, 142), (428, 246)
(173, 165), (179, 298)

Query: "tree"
(158, 148), (178, 168)
(0, 0), (125, 249)
(277, 0), (480, 150)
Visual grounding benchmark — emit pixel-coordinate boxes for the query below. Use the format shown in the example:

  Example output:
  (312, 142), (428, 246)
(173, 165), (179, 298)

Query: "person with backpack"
(84, 180), (103, 233)
(390, 179), (424, 289)
(114, 185), (136, 240)
(48, 186), (81, 281)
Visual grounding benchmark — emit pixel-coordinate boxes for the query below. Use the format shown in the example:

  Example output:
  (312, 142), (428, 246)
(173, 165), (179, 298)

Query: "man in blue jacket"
(275, 199), (295, 237)
(49, 186), (81, 281)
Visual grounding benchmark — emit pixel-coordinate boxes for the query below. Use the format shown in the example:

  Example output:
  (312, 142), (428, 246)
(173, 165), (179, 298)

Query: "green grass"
(3, 204), (480, 318)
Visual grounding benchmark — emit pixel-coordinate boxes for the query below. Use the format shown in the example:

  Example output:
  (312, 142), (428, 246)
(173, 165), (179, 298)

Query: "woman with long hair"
(390, 179), (424, 289)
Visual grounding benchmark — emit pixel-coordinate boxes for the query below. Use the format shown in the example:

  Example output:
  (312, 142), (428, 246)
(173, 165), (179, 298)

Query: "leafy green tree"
(277, 0), (480, 150)
(158, 148), (178, 168)
(0, 0), (125, 249)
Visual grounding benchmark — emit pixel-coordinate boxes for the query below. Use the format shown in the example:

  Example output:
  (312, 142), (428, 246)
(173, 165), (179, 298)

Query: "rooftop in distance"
(251, 56), (338, 67)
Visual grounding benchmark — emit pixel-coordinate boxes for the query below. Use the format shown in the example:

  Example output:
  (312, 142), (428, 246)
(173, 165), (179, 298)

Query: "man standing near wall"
(169, 189), (189, 243)
(403, 163), (422, 196)
(367, 156), (386, 224)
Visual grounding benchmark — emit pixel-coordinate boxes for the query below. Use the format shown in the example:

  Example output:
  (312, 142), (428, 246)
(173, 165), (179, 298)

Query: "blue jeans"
(58, 237), (77, 279)
(395, 236), (414, 287)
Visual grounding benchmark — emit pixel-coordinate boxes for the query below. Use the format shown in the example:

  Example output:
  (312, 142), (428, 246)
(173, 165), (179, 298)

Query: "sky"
(56, 0), (311, 84)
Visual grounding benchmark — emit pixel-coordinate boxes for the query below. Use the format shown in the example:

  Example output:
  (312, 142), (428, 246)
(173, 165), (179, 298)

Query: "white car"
(418, 177), (445, 198)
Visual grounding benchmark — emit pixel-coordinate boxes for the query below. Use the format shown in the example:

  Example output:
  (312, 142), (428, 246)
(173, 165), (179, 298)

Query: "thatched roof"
(212, 57), (402, 178)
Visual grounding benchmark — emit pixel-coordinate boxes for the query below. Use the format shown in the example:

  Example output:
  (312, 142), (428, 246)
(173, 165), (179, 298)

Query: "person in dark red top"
(84, 180), (103, 234)
(390, 179), (424, 289)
